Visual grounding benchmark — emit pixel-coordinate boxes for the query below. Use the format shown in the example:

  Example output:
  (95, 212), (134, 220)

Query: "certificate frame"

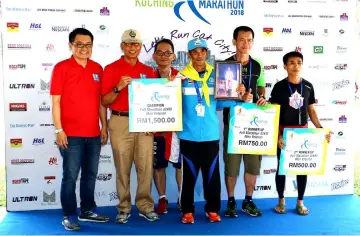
(214, 60), (242, 100)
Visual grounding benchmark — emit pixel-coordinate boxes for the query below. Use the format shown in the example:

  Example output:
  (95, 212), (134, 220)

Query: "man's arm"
(52, 95), (62, 130)
(99, 101), (107, 128)
(308, 104), (322, 128)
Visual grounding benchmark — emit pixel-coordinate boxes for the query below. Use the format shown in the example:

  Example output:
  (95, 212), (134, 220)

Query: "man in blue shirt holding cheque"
(177, 38), (240, 224)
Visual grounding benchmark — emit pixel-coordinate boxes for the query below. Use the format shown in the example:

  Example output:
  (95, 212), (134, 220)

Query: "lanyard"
(194, 81), (203, 104)
(245, 60), (252, 90)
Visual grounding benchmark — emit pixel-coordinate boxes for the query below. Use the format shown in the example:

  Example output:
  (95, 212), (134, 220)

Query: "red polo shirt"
(101, 56), (155, 112)
(50, 56), (103, 137)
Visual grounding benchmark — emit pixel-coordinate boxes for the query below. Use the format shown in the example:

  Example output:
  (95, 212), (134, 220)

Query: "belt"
(112, 110), (129, 116)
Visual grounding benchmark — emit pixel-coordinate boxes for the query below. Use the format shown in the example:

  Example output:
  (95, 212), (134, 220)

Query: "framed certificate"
(214, 61), (242, 100)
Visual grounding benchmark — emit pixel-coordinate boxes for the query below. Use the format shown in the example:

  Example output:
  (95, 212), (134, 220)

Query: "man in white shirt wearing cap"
(101, 29), (159, 223)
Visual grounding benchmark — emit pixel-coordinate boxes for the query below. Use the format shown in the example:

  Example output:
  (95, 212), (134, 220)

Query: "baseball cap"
(187, 38), (208, 51)
(121, 29), (142, 44)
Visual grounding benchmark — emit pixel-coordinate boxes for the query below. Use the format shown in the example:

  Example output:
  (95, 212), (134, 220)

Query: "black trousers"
(275, 148), (307, 200)
(179, 139), (221, 214)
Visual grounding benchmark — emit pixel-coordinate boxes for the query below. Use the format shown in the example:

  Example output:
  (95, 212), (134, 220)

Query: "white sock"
(159, 195), (166, 199)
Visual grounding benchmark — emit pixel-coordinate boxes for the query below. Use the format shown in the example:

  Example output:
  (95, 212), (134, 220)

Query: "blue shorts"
(153, 136), (181, 169)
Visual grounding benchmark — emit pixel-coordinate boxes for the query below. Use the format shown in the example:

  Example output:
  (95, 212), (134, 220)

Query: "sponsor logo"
(264, 0), (278, 2)
(263, 169), (276, 174)
(42, 63), (53, 71)
(265, 83), (272, 88)
(74, 9), (94, 12)
(332, 79), (350, 91)
(264, 65), (277, 70)
(288, 15), (312, 18)
(319, 15), (335, 18)
(12, 178), (29, 184)
(37, 8), (66, 12)
(33, 138), (45, 145)
(42, 191), (56, 205)
(100, 7), (110, 16)
(335, 148), (346, 155)
(288, 0), (297, 2)
(313, 46), (324, 54)
(100, 155), (111, 164)
(44, 176), (56, 184)
(97, 173), (112, 181)
(11, 159), (34, 164)
(39, 79), (50, 94)
(29, 23), (42, 30)
(9, 64), (26, 70)
(97, 25), (109, 33)
(9, 103), (27, 111)
(52, 26), (69, 32)
(295, 46), (301, 52)
(331, 179), (349, 190)
(172, 0), (244, 25)
(39, 101), (51, 111)
(10, 138), (22, 148)
(336, 46), (347, 53)
(335, 64), (347, 70)
(308, 65), (328, 70)
(263, 28), (273, 36)
(282, 28), (292, 34)
(109, 192), (119, 201)
(254, 185), (272, 191)
(7, 22), (19, 32)
(95, 191), (106, 200)
(340, 13), (348, 21)
(8, 44), (31, 50)
(264, 14), (284, 18)
(9, 84), (35, 89)
(293, 180), (328, 191)
(12, 196), (38, 202)
(263, 47), (283, 52)
(48, 157), (58, 165)
(40, 123), (54, 127)
(9, 124), (35, 128)
(46, 44), (55, 52)
(322, 29), (329, 36)
(332, 100), (347, 105)
(300, 30), (314, 36)
(333, 165), (346, 171)
(6, 7), (31, 12)
(338, 29), (345, 35)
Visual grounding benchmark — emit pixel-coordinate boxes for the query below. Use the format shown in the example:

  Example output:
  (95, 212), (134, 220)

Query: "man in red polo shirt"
(50, 28), (109, 231)
(101, 29), (159, 223)
(151, 38), (182, 214)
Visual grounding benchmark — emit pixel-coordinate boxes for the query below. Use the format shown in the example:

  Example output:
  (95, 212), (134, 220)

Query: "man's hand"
(236, 84), (246, 95)
(56, 131), (68, 149)
(325, 130), (333, 143)
(242, 88), (253, 102)
(278, 135), (286, 149)
(256, 96), (267, 106)
(116, 76), (132, 90)
(101, 127), (108, 145)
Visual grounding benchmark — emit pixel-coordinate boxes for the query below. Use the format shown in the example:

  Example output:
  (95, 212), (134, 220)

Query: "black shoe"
(242, 200), (262, 217)
(225, 200), (238, 217)
(62, 216), (80, 231)
(78, 209), (110, 222)
(177, 199), (182, 212)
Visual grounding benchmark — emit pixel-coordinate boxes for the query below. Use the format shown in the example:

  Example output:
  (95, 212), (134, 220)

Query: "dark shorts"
(154, 136), (181, 169)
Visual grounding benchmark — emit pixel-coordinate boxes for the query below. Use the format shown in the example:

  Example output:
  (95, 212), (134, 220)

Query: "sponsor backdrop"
(2, 0), (357, 211)
(354, 0), (360, 196)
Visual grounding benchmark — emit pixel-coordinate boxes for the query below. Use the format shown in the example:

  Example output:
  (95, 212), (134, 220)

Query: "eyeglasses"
(72, 42), (93, 49)
(154, 50), (173, 57)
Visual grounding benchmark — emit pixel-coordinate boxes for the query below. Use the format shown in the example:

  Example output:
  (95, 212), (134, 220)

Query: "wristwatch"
(55, 128), (63, 134)
(113, 87), (120, 93)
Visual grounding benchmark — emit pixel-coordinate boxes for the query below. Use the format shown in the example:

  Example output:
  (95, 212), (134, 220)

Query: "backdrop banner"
(2, 0), (356, 211)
